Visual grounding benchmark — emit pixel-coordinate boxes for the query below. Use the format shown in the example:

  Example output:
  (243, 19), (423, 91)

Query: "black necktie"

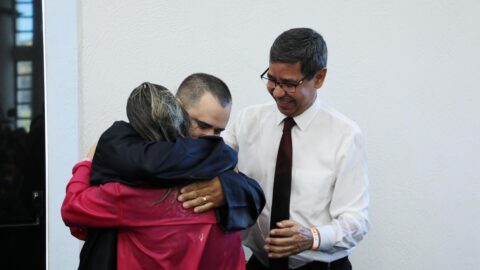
(269, 117), (296, 270)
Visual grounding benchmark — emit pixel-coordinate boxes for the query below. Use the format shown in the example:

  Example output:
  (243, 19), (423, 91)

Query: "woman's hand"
(87, 143), (97, 160)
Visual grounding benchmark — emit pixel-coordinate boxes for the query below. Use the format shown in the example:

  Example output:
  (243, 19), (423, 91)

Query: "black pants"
(246, 255), (352, 270)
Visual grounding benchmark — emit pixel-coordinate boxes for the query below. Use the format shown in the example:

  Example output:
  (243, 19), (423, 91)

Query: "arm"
(61, 160), (124, 228)
(217, 111), (267, 230)
(93, 121), (265, 231)
(178, 117), (266, 231)
(266, 131), (370, 257)
(90, 121), (237, 187)
(316, 131), (370, 251)
(179, 170), (266, 231)
(216, 170), (266, 230)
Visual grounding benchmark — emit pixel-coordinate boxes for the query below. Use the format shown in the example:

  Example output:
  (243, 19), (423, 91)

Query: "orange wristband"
(310, 227), (320, 250)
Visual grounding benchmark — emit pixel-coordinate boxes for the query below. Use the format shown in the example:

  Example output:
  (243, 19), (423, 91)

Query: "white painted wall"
(44, 0), (79, 269)
(62, 1), (480, 269)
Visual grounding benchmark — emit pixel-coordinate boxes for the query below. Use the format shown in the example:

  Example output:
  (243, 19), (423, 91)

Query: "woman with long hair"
(62, 82), (245, 270)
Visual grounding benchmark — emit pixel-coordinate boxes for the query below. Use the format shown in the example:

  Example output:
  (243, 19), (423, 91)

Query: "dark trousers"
(246, 255), (352, 270)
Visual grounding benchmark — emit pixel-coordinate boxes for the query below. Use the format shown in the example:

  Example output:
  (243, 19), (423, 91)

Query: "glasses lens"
(262, 77), (274, 89)
(281, 84), (296, 93)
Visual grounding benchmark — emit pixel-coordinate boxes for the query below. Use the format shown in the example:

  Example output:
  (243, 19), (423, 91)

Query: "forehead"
(268, 62), (303, 80)
(186, 92), (231, 128)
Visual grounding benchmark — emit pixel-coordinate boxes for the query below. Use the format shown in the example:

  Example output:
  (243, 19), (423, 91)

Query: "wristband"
(310, 227), (320, 250)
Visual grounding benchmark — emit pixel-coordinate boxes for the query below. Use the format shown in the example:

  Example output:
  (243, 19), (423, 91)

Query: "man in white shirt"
(222, 28), (370, 270)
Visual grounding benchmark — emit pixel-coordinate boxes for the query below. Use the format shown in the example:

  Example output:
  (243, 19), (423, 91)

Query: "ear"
(313, 68), (327, 89)
(176, 97), (185, 107)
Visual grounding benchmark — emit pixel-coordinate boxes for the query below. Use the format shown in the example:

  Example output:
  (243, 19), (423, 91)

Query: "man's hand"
(264, 220), (314, 258)
(177, 176), (225, 213)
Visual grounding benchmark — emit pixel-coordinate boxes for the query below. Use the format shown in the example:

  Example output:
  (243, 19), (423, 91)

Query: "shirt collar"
(275, 95), (321, 131)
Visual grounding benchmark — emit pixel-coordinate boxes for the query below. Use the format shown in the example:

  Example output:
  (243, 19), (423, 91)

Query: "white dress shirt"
(223, 96), (370, 268)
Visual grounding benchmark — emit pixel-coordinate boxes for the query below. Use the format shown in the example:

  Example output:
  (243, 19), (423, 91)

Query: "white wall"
(44, 0), (79, 269)
(74, 1), (480, 269)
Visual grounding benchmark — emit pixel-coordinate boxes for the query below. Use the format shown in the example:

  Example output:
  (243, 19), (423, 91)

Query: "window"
(14, 0), (34, 131)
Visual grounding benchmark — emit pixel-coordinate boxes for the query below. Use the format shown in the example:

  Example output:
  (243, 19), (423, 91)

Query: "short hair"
(126, 82), (190, 142)
(270, 28), (328, 80)
(176, 73), (232, 109)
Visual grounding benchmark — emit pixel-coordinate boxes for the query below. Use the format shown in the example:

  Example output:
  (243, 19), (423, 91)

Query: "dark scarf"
(78, 121), (237, 270)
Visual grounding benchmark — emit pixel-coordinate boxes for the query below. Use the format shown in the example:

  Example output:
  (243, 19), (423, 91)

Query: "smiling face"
(267, 62), (327, 117)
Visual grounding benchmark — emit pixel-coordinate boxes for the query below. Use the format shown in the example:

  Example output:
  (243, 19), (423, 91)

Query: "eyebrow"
(266, 73), (301, 84)
(192, 118), (225, 132)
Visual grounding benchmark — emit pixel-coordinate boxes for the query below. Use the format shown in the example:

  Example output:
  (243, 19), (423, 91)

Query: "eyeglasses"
(260, 68), (306, 94)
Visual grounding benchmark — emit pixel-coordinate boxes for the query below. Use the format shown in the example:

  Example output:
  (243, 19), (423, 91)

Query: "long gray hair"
(126, 82), (190, 142)
(126, 82), (190, 204)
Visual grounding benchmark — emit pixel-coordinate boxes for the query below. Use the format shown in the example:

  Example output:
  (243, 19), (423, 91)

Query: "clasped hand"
(264, 220), (314, 258)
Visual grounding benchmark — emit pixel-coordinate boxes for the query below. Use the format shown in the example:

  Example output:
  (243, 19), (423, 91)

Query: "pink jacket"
(61, 161), (245, 270)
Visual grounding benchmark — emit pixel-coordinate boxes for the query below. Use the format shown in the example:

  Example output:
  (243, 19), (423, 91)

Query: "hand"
(87, 143), (97, 160)
(264, 220), (314, 258)
(177, 176), (225, 213)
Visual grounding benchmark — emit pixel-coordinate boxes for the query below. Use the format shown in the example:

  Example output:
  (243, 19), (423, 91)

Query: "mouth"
(275, 99), (293, 110)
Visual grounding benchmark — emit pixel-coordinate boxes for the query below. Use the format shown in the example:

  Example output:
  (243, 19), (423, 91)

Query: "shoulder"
(101, 121), (133, 136)
(317, 101), (363, 137)
(240, 102), (276, 113)
(235, 102), (277, 125)
(223, 102), (276, 148)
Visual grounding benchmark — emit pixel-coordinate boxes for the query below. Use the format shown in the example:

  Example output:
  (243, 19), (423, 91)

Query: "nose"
(271, 85), (286, 98)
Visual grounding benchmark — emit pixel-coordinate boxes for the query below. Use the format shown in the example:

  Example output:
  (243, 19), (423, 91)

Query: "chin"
(276, 102), (295, 116)
(279, 109), (294, 117)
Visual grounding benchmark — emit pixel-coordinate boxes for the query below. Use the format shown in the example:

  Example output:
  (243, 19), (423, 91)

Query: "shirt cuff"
(316, 224), (336, 251)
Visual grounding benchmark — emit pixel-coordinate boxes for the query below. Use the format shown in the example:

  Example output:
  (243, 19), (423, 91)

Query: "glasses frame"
(260, 68), (307, 94)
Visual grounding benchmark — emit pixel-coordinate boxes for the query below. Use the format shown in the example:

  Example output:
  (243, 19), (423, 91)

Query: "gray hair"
(126, 82), (190, 142)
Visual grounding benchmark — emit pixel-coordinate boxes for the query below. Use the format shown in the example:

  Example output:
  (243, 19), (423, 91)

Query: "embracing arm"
(89, 121), (264, 231)
(177, 170), (266, 231)
(90, 121), (237, 187)
(61, 161), (124, 229)
(215, 170), (266, 231)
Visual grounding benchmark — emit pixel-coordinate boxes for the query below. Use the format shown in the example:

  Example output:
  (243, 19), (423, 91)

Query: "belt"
(303, 256), (350, 270)
(247, 255), (350, 270)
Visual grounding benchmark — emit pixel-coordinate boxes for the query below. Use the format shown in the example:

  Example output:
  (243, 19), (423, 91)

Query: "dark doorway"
(0, 0), (45, 269)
